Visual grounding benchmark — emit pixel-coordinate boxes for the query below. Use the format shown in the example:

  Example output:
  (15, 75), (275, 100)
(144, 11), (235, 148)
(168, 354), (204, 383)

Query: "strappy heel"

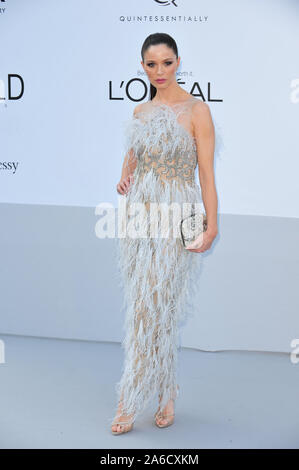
(111, 397), (135, 435)
(154, 384), (179, 428)
(154, 409), (175, 428)
(111, 416), (134, 435)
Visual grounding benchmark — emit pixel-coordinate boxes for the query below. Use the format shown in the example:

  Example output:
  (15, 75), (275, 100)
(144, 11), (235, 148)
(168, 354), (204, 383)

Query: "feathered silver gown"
(111, 97), (209, 424)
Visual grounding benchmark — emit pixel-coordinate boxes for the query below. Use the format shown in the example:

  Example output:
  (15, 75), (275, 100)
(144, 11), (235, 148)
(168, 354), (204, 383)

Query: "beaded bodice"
(123, 97), (199, 186)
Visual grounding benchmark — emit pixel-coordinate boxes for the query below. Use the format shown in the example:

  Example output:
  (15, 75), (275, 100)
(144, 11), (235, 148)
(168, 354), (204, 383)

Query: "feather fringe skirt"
(110, 168), (204, 423)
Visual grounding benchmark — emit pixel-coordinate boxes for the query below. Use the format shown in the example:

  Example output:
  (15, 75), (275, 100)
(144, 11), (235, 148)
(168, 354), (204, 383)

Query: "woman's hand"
(185, 228), (218, 253)
(116, 174), (134, 196)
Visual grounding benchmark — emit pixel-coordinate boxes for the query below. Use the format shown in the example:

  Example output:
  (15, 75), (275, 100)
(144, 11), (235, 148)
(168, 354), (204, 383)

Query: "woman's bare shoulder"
(191, 98), (212, 125)
(191, 97), (211, 114)
(133, 101), (150, 118)
(190, 98), (214, 140)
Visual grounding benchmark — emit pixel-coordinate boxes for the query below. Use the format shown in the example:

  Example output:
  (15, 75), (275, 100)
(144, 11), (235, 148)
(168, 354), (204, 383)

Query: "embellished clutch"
(180, 211), (208, 247)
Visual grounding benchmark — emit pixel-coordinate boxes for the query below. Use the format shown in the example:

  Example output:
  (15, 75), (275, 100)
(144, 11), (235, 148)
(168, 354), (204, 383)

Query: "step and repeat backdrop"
(0, 0), (298, 352)
(1, 0), (298, 217)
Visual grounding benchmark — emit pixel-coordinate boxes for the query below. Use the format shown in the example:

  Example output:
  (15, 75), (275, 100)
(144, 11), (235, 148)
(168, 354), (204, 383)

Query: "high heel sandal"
(111, 416), (134, 435)
(111, 398), (135, 435)
(154, 384), (179, 428)
(154, 409), (175, 428)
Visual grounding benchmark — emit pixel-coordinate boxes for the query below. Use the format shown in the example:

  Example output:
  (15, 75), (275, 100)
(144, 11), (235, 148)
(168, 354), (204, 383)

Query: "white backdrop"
(0, 0), (298, 353)
(1, 0), (298, 216)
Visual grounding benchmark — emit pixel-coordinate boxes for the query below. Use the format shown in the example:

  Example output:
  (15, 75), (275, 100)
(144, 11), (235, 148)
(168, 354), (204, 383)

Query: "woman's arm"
(120, 103), (144, 180)
(120, 147), (137, 181)
(193, 101), (218, 236)
(117, 104), (142, 195)
(185, 101), (218, 252)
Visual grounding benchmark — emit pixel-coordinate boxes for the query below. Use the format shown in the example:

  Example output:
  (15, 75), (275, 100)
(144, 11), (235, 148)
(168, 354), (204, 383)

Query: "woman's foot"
(111, 399), (135, 435)
(155, 397), (175, 428)
(155, 384), (179, 428)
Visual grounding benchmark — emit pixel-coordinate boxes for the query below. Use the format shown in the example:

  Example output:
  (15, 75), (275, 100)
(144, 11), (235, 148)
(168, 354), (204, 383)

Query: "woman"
(111, 33), (218, 435)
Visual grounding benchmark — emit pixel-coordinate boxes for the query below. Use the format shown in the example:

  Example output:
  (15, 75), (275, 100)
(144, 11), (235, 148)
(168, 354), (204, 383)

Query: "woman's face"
(142, 44), (180, 89)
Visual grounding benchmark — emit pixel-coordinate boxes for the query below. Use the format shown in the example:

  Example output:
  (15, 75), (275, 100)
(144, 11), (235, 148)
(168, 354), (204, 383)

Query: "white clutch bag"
(180, 211), (207, 247)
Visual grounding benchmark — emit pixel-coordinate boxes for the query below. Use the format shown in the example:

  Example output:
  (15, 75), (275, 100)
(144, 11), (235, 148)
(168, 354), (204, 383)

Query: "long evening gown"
(111, 96), (213, 425)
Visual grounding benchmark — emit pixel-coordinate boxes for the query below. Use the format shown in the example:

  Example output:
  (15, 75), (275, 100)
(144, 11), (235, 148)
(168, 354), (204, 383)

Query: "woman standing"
(111, 33), (218, 435)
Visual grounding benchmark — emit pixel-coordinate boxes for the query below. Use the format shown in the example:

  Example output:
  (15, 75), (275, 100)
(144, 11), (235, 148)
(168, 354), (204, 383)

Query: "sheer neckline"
(149, 99), (196, 145)
(133, 97), (197, 147)
(150, 96), (194, 109)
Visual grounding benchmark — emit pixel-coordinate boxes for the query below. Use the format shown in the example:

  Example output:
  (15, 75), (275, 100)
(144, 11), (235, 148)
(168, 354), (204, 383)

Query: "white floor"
(0, 333), (298, 449)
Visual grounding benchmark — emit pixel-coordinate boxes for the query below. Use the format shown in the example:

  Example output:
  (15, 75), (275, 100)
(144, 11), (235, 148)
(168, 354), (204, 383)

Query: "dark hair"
(141, 33), (178, 101)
